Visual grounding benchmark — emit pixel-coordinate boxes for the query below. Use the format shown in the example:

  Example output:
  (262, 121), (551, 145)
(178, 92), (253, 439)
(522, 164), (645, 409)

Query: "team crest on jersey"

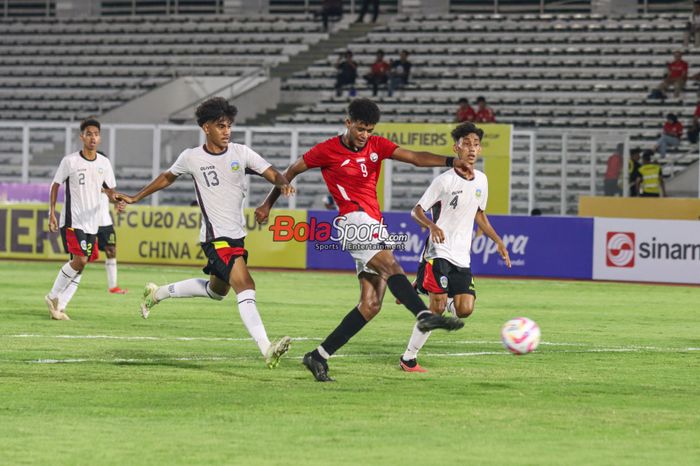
(440, 276), (448, 288)
(97, 167), (104, 174)
(370, 152), (378, 162)
(476, 189), (482, 198)
(230, 161), (240, 172)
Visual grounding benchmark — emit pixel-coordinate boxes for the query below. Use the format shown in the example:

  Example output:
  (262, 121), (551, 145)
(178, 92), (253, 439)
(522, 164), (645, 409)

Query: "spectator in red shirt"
(603, 143), (623, 196)
(455, 98), (475, 122)
(655, 113), (683, 157)
(474, 96), (496, 123)
(658, 51), (688, 98)
(364, 50), (390, 96)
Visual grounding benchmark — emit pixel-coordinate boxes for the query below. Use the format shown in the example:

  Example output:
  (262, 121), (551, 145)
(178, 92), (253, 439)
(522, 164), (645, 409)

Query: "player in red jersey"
(256, 98), (473, 381)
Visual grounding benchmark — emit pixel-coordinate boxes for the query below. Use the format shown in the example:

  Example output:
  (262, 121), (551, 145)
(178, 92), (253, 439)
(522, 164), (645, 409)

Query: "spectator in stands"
(474, 96), (496, 123)
(530, 208), (542, 216)
(356, 0), (379, 23)
(688, 100), (700, 144)
(629, 148), (642, 197)
(654, 113), (683, 157)
(684, 1), (700, 48)
(656, 51), (688, 99)
(318, 0), (343, 32)
(455, 98), (475, 122)
(603, 143), (623, 196)
(637, 150), (666, 197)
(335, 50), (358, 97)
(387, 50), (411, 97)
(364, 50), (390, 96)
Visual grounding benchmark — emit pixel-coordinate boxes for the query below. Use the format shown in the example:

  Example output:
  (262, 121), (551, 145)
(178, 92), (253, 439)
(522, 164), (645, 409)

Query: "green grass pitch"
(1, 260), (699, 465)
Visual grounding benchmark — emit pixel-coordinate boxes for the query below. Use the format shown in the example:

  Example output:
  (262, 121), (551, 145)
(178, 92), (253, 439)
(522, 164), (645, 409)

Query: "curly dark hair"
(451, 122), (484, 142)
(347, 98), (380, 125)
(195, 97), (238, 127)
(80, 117), (101, 133)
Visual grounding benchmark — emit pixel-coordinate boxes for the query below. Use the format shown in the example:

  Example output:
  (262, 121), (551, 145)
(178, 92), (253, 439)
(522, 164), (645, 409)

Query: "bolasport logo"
(268, 215), (408, 251)
(606, 232), (635, 268)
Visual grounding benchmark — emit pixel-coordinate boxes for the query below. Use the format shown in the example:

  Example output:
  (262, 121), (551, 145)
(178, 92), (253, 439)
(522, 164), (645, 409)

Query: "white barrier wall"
(593, 218), (700, 285)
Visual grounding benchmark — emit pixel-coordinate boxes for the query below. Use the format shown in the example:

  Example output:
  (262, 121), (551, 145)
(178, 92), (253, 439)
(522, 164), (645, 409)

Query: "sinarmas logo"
(606, 232), (635, 268)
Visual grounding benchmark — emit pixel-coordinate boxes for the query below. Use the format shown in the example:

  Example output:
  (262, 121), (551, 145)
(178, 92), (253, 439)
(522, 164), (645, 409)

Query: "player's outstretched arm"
(475, 210), (511, 268)
(255, 158), (309, 224)
(260, 166), (296, 197)
(411, 204), (445, 244)
(391, 147), (473, 179)
(48, 182), (61, 232)
(115, 171), (178, 204)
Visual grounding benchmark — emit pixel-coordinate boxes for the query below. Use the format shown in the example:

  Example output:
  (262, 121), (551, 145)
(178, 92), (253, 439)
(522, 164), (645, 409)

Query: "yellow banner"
(0, 204), (307, 269)
(0, 203), (66, 260)
(579, 196), (700, 220)
(375, 123), (512, 214)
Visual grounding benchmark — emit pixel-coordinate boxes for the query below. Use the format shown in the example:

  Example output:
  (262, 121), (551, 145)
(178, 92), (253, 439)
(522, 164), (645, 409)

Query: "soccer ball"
(501, 317), (541, 355)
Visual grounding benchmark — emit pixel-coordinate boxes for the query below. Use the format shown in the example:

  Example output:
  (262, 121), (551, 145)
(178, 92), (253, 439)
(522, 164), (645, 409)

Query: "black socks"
(387, 274), (429, 318)
(316, 306), (368, 358)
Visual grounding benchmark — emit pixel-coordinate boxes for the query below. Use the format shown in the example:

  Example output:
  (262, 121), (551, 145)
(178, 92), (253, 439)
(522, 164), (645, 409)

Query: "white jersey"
(169, 143), (271, 242)
(98, 192), (113, 227)
(52, 151), (117, 234)
(417, 169), (488, 268)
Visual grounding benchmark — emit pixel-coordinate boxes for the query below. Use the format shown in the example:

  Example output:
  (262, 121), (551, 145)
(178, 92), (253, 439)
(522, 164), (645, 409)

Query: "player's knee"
(455, 302), (474, 318)
(206, 283), (226, 301)
(231, 277), (255, 294)
(72, 257), (88, 272)
(360, 299), (382, 318)
(431, 296), (448, 314)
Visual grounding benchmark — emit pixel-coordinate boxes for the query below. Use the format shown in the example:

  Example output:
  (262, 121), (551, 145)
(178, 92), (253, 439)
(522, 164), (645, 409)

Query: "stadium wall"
(1, 203), (697, 285)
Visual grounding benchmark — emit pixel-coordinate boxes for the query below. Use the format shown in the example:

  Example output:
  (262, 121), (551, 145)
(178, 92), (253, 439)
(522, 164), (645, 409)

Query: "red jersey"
(456, 106), (475, 122)
(370, 61), (390, 76)
(694, 104), (700, 118)
(663, 121), (683, 138)
(668, 59), (688, 79)
(475, 107), (496, 123)
(303, 135), (398, 220)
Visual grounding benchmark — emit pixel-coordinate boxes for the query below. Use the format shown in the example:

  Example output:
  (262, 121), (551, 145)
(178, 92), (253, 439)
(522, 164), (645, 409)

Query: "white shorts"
(336, 211), (392, 275)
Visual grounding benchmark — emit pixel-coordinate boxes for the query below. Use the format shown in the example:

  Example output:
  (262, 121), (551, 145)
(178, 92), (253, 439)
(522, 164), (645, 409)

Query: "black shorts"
(96, 225), (116, 251)
(60, 226), (99, 262)
(415, 257), (476, 298)
(200, 237), (248, 282)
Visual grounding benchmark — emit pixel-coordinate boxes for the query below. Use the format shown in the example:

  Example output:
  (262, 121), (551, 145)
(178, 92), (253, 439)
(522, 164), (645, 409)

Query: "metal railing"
(4, 122), (697, 214)
(0, 0), (691, 18)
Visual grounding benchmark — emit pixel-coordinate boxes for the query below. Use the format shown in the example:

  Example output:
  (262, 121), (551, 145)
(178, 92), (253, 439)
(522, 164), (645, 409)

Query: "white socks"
(145, 281), (271, 356)
(58, 272), (82, 310)
(237, 289), (271, 356)
(105, 258), (117, 289)
(154, 278), (211, 302)
(403, 323), (432, 361)
(48, 262), (80, 299)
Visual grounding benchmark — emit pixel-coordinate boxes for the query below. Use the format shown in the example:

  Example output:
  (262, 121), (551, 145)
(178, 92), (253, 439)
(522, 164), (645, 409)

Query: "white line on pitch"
(3, 335), (696, 353)
(6, 334), (321, 342)
(0, 346), (696, 365)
